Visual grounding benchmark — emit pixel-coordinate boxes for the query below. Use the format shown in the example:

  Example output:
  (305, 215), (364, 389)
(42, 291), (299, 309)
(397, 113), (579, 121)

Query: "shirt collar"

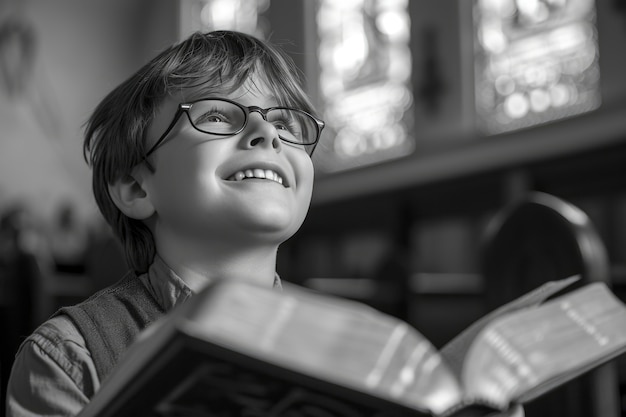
(138, 255), (193, 311)
(138, 255), (283, 312)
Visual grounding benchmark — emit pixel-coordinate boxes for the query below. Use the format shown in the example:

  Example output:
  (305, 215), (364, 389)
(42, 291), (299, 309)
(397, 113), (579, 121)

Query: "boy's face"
(140, 78), (314, 248)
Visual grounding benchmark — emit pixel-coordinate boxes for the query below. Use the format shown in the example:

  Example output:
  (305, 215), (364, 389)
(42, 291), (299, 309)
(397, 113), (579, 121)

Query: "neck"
(155, 238), (279, 293)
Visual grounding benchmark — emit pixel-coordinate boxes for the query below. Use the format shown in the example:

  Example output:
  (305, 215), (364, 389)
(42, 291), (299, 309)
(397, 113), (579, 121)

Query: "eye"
(274, 120), (293, 131)
(194, 110), (230, 125)
(270, 116), (301, 137)
(206, 115), (224, 123)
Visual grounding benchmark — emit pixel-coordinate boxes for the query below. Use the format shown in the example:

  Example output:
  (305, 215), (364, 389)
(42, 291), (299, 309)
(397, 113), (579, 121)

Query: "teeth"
(229, 168), (285, 186)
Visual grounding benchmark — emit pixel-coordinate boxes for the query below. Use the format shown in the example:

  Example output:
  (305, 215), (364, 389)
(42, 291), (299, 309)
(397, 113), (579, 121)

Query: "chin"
(241, 212), (306, 241)
(243, 218), (301, 239)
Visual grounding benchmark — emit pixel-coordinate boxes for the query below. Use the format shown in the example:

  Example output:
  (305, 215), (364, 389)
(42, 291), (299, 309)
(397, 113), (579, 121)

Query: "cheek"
(293, 154), (315, 210)
(151, 152), (220, 210)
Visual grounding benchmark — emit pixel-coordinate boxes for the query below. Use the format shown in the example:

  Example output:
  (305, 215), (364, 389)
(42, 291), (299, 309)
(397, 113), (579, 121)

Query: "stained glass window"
(473, 0), (601, 134)
(179, 0), (269, 39)
(314, 0), (414, 172)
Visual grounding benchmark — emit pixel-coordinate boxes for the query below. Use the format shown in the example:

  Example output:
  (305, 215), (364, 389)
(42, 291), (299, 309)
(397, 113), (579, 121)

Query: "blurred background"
(1, 0), (625, 415)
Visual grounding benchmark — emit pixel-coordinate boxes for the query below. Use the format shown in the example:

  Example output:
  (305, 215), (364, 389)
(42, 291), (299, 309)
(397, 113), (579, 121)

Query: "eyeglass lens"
(188, 100), (318, 145)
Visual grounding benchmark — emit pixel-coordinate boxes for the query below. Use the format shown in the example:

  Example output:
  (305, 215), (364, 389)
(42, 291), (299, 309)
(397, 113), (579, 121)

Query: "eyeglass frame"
(143, 97), (325, 164)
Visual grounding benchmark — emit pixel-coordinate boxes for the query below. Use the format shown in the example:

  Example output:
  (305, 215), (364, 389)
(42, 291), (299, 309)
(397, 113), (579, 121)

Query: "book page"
(441, 276), (579, 379)
(181, 282), (464, 415)
(461, 283), (626, 408)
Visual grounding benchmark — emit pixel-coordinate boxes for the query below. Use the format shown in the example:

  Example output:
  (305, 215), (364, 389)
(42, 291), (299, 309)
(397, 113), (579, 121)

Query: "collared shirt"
(5, 257), (282, 417)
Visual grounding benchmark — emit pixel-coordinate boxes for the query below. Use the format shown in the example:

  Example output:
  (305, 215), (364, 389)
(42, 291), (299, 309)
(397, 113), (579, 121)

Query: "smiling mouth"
(227, 169), (287, 187)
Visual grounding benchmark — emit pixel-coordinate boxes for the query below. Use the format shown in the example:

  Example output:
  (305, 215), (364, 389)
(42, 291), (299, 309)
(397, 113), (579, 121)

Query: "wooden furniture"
(481, 192), (620, 417)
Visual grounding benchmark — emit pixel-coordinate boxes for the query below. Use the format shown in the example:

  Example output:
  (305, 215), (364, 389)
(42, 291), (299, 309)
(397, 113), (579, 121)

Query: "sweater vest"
(58, 271), (165, 387)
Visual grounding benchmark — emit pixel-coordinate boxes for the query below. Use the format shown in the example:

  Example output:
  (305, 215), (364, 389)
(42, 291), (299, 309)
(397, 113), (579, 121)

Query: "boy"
(6, 30), (324, 416)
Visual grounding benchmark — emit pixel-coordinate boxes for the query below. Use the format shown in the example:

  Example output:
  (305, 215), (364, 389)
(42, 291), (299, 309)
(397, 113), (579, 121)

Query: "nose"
(240, 111), (282, 153)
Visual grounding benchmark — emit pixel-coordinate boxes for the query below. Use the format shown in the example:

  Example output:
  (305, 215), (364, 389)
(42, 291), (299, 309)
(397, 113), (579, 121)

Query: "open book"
(78, 276), (626, 417)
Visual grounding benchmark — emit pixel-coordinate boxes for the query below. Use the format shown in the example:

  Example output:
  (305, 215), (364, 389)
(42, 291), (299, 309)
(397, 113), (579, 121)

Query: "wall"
(0, 0), (177, 224)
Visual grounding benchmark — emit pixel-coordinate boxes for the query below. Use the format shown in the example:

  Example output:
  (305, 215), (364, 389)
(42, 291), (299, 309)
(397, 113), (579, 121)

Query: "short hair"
(83, 30), (318, 274)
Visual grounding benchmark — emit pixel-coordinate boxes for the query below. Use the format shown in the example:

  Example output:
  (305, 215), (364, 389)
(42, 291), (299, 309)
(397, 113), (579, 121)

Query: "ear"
(107, 171), (155, 220)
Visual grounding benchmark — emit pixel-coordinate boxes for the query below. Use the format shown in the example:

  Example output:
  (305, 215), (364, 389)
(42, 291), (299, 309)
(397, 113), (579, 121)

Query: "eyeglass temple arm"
(144, 109), (184, 157)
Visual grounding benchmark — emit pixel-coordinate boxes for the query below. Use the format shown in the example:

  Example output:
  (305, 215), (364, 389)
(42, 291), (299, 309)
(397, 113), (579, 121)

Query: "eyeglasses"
(143, 97), (325, 161)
